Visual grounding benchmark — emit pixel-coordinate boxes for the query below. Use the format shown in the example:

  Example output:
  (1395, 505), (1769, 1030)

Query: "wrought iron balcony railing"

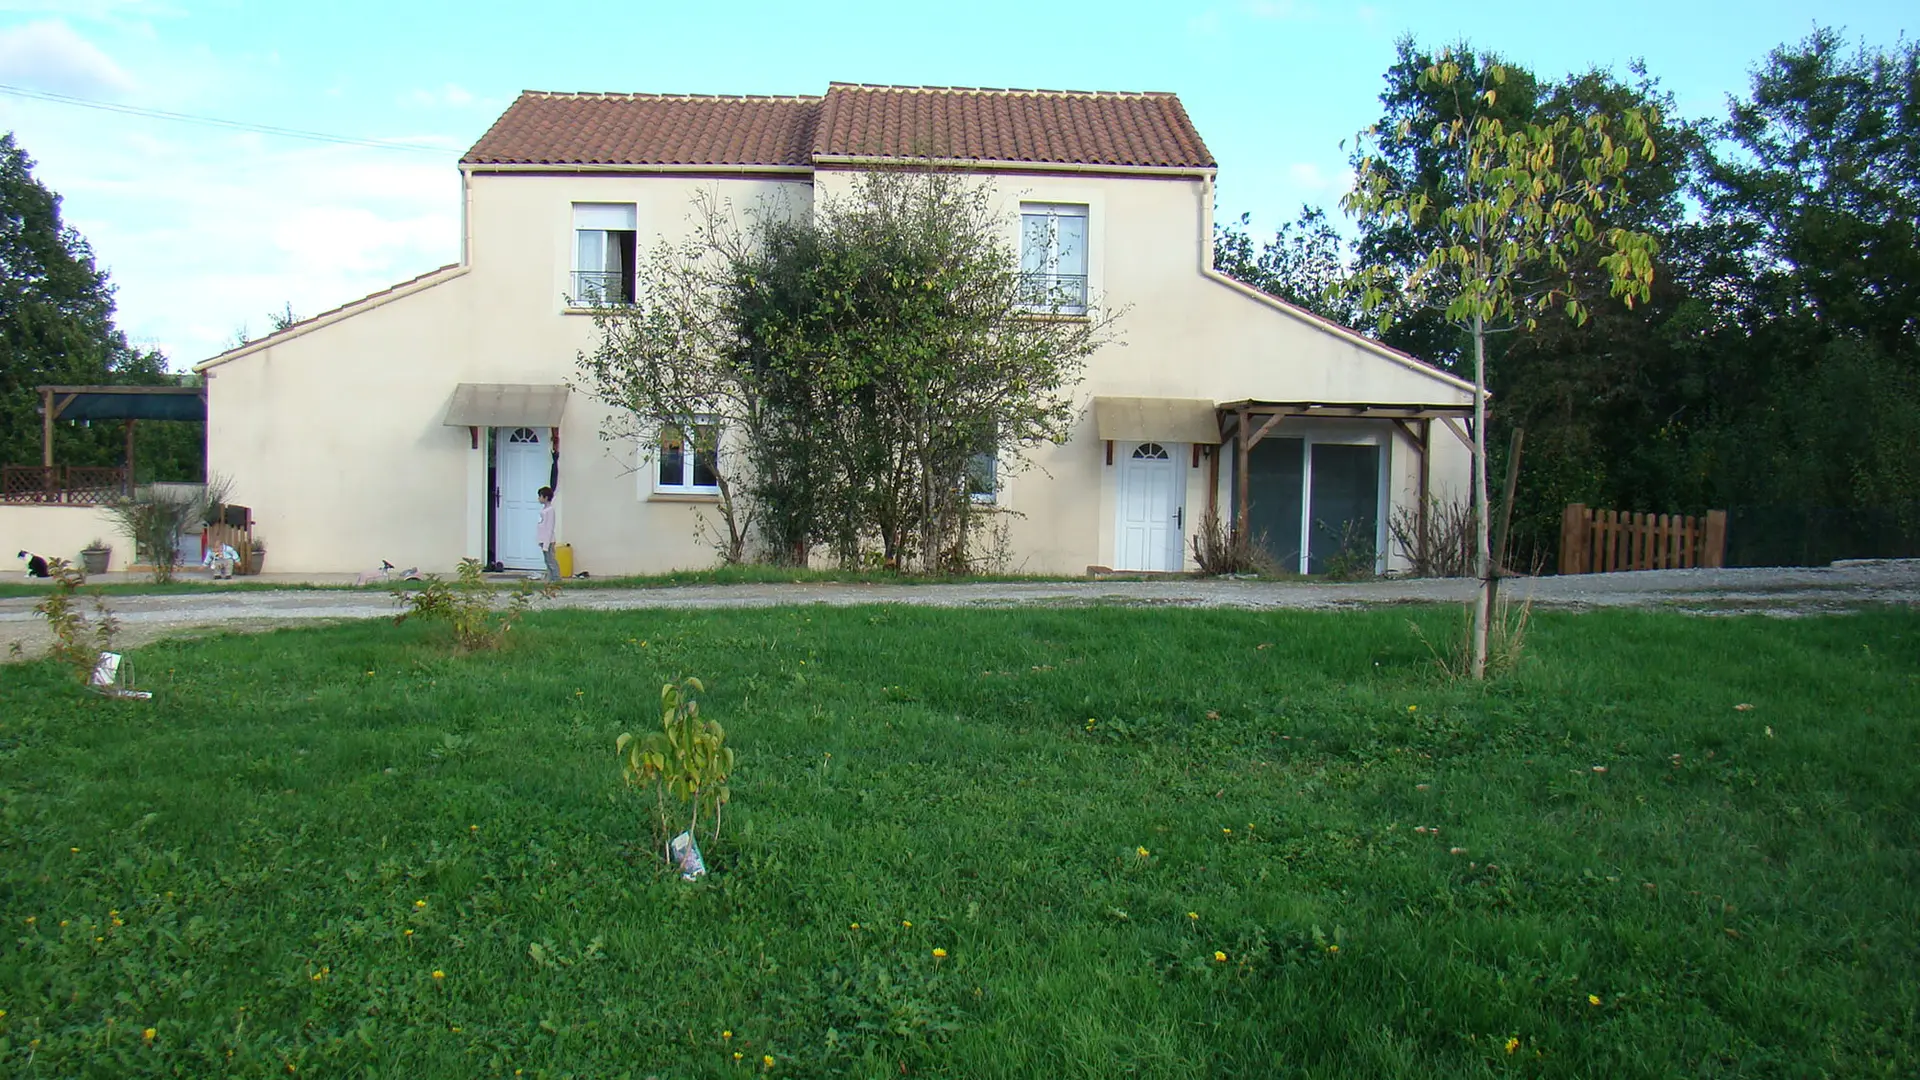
(1018, 272), (1088, 313)
(570, 270), (634, 307)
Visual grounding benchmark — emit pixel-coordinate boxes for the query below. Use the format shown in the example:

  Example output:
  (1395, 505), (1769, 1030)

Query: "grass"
(0, 604), (1915, 1078)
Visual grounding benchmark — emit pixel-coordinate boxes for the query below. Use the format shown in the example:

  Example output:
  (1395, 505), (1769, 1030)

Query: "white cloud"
(406, 82), (477, 110)
(8, 95), (462, 366)
(0, 19), (136, 97)
(1242, 0), (1316, 20)
(1287, 161), (1348, 195)
(0, 1), (182, 19)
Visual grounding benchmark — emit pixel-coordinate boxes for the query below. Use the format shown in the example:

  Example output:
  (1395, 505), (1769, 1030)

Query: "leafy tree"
(1689, 31), (1920, 522)
(0, 133), (200, 482)
(580, 167), (1118, 570)
(1342, 49), (1659, 677)
(1212, 206), (1366, 327)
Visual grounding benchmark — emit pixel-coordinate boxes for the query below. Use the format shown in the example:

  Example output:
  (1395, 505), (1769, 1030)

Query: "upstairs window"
(656, 418), (720, 494)
(1019, 203), (1089, 314)
(572, 203), (637, 307)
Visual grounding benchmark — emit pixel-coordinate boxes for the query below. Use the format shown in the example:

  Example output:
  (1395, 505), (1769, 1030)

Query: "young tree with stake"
(1341, 51), (1659, 678)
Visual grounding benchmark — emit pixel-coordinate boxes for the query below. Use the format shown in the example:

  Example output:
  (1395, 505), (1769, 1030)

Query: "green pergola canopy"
(39, 385), (207, 423)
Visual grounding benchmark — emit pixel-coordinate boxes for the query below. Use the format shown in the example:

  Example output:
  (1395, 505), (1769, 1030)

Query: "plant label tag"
(91, 652), (121, 687)
(669, 831), (707, 881)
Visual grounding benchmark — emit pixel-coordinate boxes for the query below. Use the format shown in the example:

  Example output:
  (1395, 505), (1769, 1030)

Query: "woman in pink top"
(536, 486), (559, 582)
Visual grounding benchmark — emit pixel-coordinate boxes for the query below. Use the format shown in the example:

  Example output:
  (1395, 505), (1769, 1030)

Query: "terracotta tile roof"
(463, 92), (822, 167)
(462, 84), (1214, 171)
(815, 83), (1213, 169)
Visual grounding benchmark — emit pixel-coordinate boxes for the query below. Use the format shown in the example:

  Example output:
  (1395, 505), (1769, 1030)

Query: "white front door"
(495, 426), (548, 570)
(1115, 441), (1185, 571)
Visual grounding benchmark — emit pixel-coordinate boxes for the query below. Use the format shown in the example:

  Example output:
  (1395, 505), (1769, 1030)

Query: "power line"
(0, 82), (456, 154)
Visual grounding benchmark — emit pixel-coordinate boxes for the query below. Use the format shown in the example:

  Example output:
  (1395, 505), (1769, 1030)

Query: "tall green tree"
(1212, 206), (1366, 327)
(0, 133), (200, 482)
(1343, 49), (1659, 677)
(1690, 30), (1920, 524)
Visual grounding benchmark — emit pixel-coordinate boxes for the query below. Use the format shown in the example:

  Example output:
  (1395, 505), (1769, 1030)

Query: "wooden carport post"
(1234, 406), (1250, 539)
(42, 387), (54, 467)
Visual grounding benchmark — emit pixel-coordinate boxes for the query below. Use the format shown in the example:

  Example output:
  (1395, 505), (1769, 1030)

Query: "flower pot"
(80, 548), (110, 576)
(248, 550), (266, 575)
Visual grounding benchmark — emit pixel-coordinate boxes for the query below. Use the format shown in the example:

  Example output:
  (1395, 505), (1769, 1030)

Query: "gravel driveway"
(4, 561), (1916, 658)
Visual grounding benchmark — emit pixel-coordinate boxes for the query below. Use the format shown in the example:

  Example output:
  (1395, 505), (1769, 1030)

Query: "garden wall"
(0, 506), (127, 572)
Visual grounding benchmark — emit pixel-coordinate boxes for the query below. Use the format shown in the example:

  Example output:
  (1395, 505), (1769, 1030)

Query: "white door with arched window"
(495, 426), (549, 570)
(1115, 441), (1185, 572)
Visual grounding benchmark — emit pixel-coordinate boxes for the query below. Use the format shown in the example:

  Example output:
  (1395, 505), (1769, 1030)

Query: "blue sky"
(0, 0), (1910, 367)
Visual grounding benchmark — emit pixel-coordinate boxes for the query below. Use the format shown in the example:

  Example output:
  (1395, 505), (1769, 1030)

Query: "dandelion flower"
(404, 929), (414, 937)
(734, 1052), (743, 1060)
(1136, 846), (1150, 858)
(70, 847), (79, 853)
(1222, 827), (1232, 835)
(1187, 912), (1199, 920)
(764, 1054), (775, 1068)
(432, 970), (445, 980)
(414, 899), (427, 909)
(723, 1030), (732, 1039)
(902, 920), (912, 928)
(143, 1027), (156, 1042)
(1505, 1037), (1519, 1054)
(850, 923), (860, 930)
(932, 948), (947, 958)
(1327, 945), (1339, 954)
(1213, 950), (1227, 962)
(1588, 993), (1601, 1006)
(1408, 705), (1418, 712)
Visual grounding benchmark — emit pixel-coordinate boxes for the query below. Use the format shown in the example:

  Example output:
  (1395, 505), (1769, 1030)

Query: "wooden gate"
(1560, 504), (1726, 574)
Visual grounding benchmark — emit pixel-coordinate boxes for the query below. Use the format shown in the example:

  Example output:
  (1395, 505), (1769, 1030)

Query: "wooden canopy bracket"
(1245, 410), (1290, 451)
(469, 425), (480, 450)
(1439, 416), (1475, 452)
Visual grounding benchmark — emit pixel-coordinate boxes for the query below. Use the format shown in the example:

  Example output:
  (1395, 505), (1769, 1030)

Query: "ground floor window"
(655, 419), (719, 494)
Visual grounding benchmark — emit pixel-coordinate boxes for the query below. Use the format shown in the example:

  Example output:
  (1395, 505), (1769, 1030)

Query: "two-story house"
(195, 83), (1475, 577)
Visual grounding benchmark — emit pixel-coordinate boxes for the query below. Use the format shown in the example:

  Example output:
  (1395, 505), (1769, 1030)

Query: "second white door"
(1116, 441), (1184, 572)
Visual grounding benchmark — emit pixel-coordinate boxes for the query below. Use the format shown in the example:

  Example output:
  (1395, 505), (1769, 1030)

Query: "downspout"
(458, 165), (473, 267)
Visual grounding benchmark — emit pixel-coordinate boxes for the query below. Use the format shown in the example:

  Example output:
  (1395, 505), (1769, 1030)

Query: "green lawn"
(1, 605), (1915, 1078)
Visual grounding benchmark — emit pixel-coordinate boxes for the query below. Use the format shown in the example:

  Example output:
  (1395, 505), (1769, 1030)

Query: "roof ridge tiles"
(463, 83), (1214, 170)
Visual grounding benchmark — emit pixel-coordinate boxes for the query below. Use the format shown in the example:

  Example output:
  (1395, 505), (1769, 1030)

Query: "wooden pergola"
(1214, 400), (1477, 565)
(6, 384), (208, 504)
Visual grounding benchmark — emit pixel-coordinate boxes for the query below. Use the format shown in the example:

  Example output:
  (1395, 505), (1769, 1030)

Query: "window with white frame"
(965, 448), (998, 503)
(1019, 203), (1089, 313)
(572, 203), (637, 306)
(655, 418), (720, 494)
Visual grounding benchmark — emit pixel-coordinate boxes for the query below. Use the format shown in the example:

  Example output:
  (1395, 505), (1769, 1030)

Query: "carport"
(2, 385), (207, 505)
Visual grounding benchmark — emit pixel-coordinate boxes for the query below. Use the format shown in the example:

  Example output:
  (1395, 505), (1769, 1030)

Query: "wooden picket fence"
(1560, 504), (1727, 575)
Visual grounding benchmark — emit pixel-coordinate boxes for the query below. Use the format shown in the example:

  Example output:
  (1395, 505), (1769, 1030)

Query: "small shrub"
(617, 677), (735, 858)
(1389, 496), (1476, 578)
(1317, 519), (1379, 581)
(393, 557), (555, 650)
(20, 559), (119, 684)
(1190, 510), (1276, 575)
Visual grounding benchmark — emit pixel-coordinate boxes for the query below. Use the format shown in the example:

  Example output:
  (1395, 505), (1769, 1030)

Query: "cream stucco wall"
(0, 506), (127, 572)
(202, 163), (1471, 576)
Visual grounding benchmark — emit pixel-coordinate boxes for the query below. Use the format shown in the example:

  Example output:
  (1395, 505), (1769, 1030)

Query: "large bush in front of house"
(578, 167), (1120, 572)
